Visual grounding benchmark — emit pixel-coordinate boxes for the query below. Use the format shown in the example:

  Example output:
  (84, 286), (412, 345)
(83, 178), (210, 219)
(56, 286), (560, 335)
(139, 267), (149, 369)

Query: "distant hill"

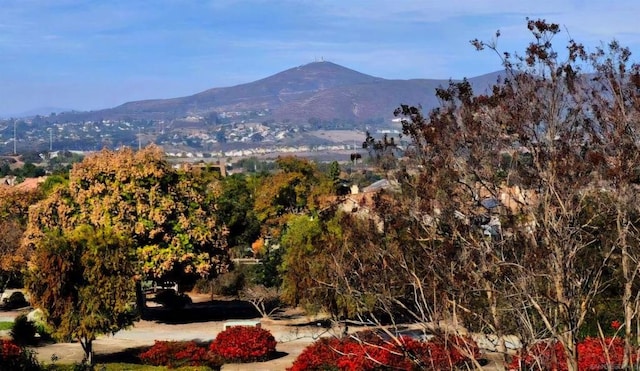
(3, 106), (75, 119)
(53, 61), (504, 124)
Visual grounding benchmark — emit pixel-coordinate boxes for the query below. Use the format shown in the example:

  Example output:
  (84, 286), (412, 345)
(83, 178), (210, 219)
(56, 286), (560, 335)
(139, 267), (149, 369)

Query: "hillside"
(53, 61), (504, 124)
(0, 63), (505, 155)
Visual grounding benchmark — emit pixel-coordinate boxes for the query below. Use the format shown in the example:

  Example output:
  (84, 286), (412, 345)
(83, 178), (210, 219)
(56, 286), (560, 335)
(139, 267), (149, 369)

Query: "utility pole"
(13, 121), (16, 155)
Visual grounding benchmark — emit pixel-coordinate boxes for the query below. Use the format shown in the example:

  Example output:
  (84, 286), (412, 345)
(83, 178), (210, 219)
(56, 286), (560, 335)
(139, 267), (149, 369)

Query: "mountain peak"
(50, 63), (503, 124)
(253, 60), (383, 92)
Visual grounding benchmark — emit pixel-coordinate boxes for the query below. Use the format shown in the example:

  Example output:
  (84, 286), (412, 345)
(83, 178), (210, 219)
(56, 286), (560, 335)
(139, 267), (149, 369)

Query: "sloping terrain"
(53, 62), (504, 124)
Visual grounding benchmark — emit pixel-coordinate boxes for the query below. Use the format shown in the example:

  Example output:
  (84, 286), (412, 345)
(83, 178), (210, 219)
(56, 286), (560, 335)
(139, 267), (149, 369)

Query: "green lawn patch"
(0, 321), (12, 331)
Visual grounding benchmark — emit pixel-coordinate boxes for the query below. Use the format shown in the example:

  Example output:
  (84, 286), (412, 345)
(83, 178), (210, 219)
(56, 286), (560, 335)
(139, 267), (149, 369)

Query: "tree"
(17, 162), (45, 178)
(0, 187), (43, 288)
(0, 220), (26, 288)
(24, 146), (229, 288)
(240, 285), (281, 318)
(328, 161), (340, 182)
(294, 19), (640, 371)
(279, 214), (324, 309)
(216, 174), (260, 255)
(581, 40), (640, 368)
(253, 156), (326, 238)
(366, 19), (640, 370)
(362, 131), (399, 170)
(26, 225), (138, 365)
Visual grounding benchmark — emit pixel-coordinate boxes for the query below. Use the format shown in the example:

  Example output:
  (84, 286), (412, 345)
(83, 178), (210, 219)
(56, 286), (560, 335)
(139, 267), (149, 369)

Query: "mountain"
(53, 61), (504, 124)
(2, 106), (75, 119)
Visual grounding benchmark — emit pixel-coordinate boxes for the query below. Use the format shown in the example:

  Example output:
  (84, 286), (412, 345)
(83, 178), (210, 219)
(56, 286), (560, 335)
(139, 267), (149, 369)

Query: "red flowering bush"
(139, 340), (221, 368)
(287, 337), (343, 371)
(508, 341), (568, 371)
(209, 326), (277, 363)
(611, 320), (622, 330)
(508, 337), (634, 371)
(0, 339), (40, 371)
(410, 335), (481, 369)
(288, 331), (480, 371)
(577, 337), (627, 370)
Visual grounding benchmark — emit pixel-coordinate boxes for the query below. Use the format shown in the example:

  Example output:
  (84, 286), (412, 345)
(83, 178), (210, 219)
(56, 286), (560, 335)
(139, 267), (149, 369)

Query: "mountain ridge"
(52, 61), (504, 124)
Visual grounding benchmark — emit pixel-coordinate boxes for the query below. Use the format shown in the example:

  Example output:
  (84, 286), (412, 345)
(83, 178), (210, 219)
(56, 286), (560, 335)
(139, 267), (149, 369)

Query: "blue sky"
(1, 0), (640, 116)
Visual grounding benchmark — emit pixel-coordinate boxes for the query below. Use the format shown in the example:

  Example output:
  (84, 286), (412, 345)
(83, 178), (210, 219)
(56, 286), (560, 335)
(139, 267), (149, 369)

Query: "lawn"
(0, 321), (12, 331)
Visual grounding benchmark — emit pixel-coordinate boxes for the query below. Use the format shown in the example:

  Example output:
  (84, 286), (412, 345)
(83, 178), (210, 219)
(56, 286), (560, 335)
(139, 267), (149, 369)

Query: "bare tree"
(241, 284), (281, 319)
(323, 19), (640, 370)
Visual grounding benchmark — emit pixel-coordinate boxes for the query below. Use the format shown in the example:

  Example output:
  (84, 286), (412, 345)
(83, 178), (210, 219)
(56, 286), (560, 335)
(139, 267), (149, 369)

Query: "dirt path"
(30, 319), (325, 370)
(3, 298), (332, 370)
(1, 297), (506, 370)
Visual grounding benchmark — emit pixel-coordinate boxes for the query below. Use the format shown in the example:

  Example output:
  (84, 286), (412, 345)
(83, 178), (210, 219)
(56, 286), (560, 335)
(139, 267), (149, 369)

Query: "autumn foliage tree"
(0, 187), (42, 288)
(24, 146), (229, 288)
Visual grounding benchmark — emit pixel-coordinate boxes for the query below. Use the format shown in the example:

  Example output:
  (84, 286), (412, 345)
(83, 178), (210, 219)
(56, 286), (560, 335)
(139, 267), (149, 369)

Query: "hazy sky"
(1, 0), (639, 116)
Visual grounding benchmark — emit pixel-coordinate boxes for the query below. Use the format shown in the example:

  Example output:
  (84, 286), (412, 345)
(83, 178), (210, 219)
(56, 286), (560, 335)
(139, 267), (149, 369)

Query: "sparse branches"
(377, 18), (640, 371)
(362, 131), (400, 171)
(240, 284), (281, 318)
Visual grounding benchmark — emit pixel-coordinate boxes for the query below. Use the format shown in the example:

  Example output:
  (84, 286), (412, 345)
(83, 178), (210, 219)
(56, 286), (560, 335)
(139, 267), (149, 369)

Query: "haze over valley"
(0, 62), (502, 157)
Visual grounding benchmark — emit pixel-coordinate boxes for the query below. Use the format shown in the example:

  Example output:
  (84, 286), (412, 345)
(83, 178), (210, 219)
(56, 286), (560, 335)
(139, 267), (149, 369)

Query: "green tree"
(26, 225), (138, 365)
(279, 211), (401, 320)
(279, 215), (324, 308)
(0, 161), (10, 176)
(328, 161), (340, 182)
(216, 174), (260, 255)
(17, 162), (45, 178)
(253, 156), (324, 238)
(38, 174), (68, 195)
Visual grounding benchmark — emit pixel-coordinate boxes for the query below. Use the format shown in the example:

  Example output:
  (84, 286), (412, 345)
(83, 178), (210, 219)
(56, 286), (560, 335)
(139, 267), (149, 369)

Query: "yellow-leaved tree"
(0, 186), (43, 287)
(25, 146), (229, 289)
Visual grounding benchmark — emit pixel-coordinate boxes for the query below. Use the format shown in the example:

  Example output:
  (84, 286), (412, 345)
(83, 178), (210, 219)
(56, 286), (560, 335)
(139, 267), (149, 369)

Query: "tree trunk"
(618, 204), (635, 369)
(80, 337), (93, 365)
(622, 253), (634, 368)
(562, 333), (578, 371)
(135, 280), (146, 318)
(485, 282), (506, 362)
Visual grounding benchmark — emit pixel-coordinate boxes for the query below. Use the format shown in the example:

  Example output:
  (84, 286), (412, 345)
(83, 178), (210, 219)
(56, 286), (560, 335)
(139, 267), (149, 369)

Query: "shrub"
(11, 314), (37, 346)
(288, 337), (343, 371)
(27, 309), (53, 342)
(139, 340), (222, 368)
(193, 278), (212, 294)
(288, 332), (480, 371)
(154, 290), (192, 310)
(240, 284), (281, 318)
(0, 339), (40, 370)
(33, 321), (53, 342)
(425, 334), (481, 368)
(210, 269), (246, 296)
(209, 326), (277, 362)
(508, 337), (633, 371)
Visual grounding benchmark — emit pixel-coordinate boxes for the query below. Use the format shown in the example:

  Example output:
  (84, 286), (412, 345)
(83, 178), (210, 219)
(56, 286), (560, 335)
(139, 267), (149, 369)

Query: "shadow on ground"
(93, 345), (289, 365)
(142, 299), (261, 324)
(94, 346), (149, 364)
(290, 318), (333, 328)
